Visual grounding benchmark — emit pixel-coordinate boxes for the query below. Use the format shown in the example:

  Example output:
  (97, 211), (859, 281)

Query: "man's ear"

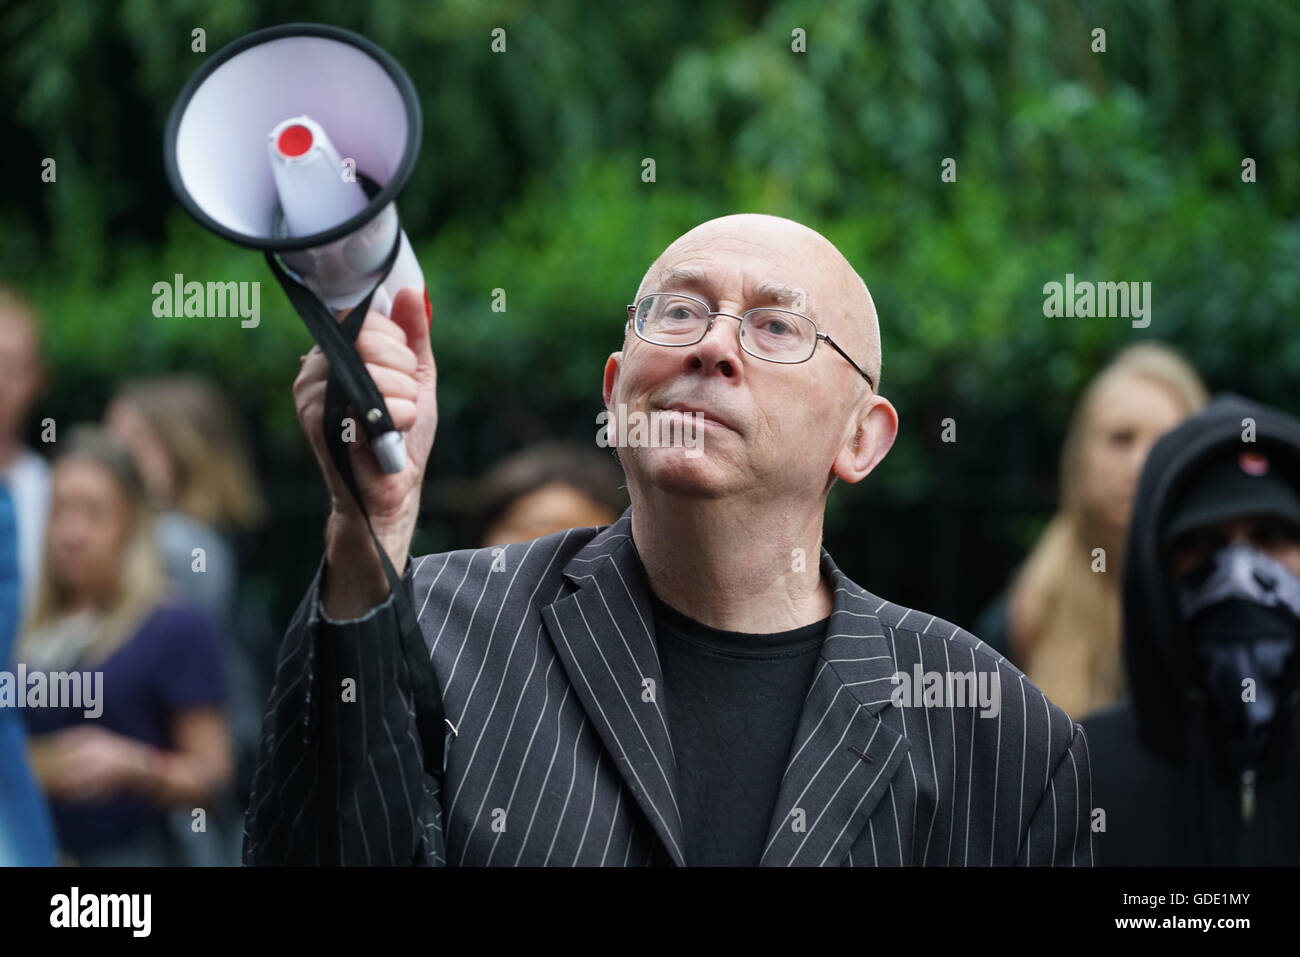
(602, 351), (623, 410)
(831, 395), (898, 484)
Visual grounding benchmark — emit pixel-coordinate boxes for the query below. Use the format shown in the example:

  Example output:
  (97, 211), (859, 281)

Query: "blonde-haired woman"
(105, 374), (273, 834)
(104, 374), (264, 624)
(995, 344), (1208, 720)
(19, 426), (231, 865)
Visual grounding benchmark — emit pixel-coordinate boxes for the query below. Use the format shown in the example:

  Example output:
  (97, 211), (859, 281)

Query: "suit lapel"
(542, 516), (909, 868)
(759, 549), (910, 866)
(541, 512), (687, 866)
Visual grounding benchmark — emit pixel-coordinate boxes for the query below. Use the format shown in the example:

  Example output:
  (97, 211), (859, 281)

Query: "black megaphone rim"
(162, 22), (422, 253)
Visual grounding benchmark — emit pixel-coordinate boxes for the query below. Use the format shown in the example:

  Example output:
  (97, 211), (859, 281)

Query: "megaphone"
(164, 23), (424, 474)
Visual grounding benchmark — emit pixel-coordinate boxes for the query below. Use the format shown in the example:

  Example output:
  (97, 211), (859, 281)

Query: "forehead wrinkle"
(654, 265), (812, 313)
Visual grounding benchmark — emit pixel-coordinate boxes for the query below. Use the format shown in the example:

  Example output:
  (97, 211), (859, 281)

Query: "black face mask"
(1178, 545), (1300, 763)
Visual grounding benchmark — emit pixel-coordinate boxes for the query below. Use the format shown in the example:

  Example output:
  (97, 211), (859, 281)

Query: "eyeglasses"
(626, 292), (875, 391)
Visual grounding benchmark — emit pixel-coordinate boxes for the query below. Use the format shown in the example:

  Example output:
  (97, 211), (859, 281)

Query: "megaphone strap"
(264, 244), (447, 784)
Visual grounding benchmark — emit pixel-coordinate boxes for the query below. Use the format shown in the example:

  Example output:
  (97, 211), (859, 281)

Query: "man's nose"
(684, 313), (744, 377)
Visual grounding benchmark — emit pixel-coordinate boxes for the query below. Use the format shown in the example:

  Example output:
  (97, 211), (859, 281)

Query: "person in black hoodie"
(1083, 394), (1300, 865)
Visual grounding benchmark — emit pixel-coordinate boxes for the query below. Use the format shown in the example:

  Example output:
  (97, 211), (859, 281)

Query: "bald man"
(245, 215), (1093, 866)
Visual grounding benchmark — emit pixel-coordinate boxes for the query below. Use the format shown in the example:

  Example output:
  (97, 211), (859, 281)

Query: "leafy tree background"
(1, 0), (1297, 631)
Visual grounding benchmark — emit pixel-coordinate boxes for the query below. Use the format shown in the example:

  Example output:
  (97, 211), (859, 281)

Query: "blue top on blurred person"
(18, 426), (232, 865)
(0, 287), (56, 866)
(0, 478), (57, 865)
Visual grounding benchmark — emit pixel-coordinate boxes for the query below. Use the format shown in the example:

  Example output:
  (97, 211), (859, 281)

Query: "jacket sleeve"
(242, 554), (447, 866)
(1015, 721), (1095, 866)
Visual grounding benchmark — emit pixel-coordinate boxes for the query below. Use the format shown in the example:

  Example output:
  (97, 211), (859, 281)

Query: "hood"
(1122, 393), (1300, 761)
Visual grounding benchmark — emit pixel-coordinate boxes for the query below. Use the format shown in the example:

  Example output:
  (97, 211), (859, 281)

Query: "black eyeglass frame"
(626, 292), (875, 391)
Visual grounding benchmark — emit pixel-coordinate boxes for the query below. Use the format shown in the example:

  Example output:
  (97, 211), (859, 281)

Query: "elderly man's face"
(603, 216), (895, 504)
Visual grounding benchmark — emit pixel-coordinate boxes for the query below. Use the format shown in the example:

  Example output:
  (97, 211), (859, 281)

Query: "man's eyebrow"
(656, 268), (805, 310)
(750, 281), (803, 310)
(657, 266), (710, 291)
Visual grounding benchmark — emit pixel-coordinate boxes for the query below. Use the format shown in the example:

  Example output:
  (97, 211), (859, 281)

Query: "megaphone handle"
(264, 248), (407, 475)
(370, 231), (424, 322)
(351, 234), (421, 476)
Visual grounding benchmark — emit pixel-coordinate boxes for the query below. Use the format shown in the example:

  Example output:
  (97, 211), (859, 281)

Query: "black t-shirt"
(651, 594), (828, 866)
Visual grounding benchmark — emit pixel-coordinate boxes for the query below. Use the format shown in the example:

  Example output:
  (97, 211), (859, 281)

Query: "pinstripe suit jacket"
(244, 510), (1095, 866)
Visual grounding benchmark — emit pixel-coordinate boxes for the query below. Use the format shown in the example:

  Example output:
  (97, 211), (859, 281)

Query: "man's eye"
(755, 317), (792, 336)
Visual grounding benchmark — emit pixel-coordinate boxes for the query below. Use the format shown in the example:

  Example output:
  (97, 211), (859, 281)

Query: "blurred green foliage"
(2, 0), (1297, 623)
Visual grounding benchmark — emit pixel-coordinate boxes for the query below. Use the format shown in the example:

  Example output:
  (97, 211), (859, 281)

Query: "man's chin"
(625, 447), (737, 499)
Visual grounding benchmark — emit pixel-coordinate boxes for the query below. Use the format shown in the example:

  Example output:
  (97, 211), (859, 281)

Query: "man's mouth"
(656, 403), (737, 433)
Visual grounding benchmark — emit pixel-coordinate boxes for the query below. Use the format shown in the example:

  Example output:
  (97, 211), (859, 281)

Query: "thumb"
(389, 285), (434, 366)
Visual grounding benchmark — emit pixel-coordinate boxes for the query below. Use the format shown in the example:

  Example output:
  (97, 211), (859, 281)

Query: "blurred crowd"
(1, 279), (1297, 866)
(0, 284), (629, 866)
(0, 286), (271, 865)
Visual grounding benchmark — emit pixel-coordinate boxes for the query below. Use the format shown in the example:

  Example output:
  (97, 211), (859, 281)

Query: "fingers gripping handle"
(363, 232), (425, 473)
(264, 228), (418, 477)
